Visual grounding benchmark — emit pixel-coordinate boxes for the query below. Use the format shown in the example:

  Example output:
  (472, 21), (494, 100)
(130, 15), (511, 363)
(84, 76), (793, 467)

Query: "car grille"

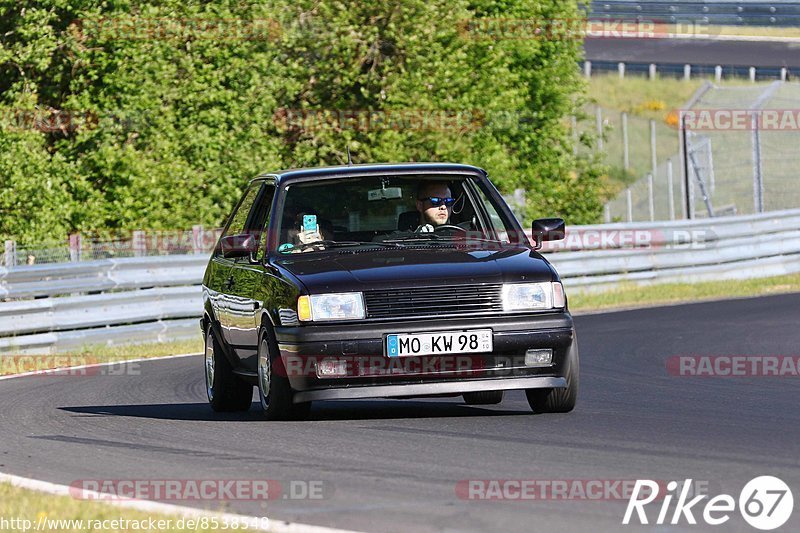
(363, 284), (504, 319)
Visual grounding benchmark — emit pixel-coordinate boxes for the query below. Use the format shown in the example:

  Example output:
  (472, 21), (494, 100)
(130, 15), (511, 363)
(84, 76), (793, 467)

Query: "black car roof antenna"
(346, 146), (353, 166)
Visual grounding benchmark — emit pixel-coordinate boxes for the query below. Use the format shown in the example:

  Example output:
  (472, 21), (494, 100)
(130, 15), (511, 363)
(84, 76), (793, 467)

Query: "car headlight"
(502, 282), (565, 311)
(297, 292), (365, 322)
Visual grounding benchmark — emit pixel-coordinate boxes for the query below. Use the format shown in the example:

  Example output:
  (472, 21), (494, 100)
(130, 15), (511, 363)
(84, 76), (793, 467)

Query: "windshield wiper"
(287, 240), (403, 252)
(379, 233), (444, 243)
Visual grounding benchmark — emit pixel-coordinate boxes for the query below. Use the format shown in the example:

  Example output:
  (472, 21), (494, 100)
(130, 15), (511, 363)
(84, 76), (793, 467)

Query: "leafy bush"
(0, 0), (602, 244)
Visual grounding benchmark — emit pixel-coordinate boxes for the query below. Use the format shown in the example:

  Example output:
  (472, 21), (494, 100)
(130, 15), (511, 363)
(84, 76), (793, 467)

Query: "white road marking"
(0, 352), (201, 382)
(0, 471), (360, 533)
(0, 353), (362, 533)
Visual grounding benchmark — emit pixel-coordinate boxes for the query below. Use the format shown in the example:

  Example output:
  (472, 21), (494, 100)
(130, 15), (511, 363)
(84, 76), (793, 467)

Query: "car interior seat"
(397, 211), (420, 231)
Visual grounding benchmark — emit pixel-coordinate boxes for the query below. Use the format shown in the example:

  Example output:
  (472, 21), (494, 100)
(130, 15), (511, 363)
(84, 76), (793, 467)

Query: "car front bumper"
(274, 311), (575, 402)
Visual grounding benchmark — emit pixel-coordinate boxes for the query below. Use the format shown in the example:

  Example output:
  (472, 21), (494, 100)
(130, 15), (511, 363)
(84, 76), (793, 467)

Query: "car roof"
(253, 162), (487, 185)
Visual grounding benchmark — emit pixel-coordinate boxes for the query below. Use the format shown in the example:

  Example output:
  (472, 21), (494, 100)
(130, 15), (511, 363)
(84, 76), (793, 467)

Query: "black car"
(201, 163), (578, 419)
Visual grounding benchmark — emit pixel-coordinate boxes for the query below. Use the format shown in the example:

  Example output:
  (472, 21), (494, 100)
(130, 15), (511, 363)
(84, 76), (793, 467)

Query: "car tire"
(257, 327), (312, 421)
(525, 338), (579, 414)
(204, 323), (253, 412)
(463, 390), (504, 405)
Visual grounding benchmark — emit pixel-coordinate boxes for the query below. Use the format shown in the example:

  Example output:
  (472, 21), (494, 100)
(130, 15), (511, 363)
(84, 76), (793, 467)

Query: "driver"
(415, 181), (455, 232)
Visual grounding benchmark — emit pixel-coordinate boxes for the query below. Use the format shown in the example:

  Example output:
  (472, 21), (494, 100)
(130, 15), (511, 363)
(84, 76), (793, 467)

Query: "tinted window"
(223, 184), (261, 236)
(216, 182), (270, 257)
(473, 183), (514, 243)
(251, 184), (275, 260)
(274, 175), (517, 252)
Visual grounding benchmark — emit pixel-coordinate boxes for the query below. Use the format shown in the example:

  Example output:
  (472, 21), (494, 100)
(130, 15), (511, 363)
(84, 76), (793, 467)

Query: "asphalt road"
(1, 293), (799, 532)
(584, 37), (800, 68)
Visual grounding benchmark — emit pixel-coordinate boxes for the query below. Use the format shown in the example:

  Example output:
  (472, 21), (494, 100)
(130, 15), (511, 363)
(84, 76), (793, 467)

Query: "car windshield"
(274, 174), (521, 253)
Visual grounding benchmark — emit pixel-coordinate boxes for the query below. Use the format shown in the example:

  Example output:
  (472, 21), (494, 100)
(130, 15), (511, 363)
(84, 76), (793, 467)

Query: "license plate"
(386, 329), (493, 357)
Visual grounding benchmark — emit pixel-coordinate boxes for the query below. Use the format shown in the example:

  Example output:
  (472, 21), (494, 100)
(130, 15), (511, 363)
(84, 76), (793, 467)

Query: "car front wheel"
(257, 327), (311, 420)
(204, 323), (253, 412)
(525, 338), (579, 414)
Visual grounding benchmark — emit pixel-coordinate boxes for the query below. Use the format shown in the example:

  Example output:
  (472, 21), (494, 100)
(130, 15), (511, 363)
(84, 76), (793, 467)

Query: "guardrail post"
(603, 205), (611, 224)
(4, 240), (16, 269)
(650, 119), (657, 182)
(715, 65), (722, 83)
(751, 112), (765, 213)
(192, 225), (205, 254)
(647, 173), (655, 222)
(132, 230), (146, 257)
(583, 60), (591, 78)
(622, 112), (629, 170)
(749, 67), (756, 83)
(684, 64), (691, 81)
(618, 62), (625, 79)
(626, 188), (633, 222)
(69, 233), (82, 262)
(648, 63), (656, 80)
(667, 159), (676, 221)
(595, 106), (603, 151)
(780, 67), (787, 82)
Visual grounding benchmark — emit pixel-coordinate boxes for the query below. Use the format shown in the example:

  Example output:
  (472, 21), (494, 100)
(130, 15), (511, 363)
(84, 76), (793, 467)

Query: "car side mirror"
(531, 218), (565, 250)
(220, 233), (258, 259)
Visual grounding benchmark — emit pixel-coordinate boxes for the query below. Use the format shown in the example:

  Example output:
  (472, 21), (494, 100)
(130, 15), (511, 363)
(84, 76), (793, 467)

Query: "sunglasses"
(420, 196), (455, 207)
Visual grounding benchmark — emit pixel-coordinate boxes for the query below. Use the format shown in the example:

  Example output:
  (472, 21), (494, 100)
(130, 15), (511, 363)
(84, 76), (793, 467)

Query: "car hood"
(273, 246), (557, 294)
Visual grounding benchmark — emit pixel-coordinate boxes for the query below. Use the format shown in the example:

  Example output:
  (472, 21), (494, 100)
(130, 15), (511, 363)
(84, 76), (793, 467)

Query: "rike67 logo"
(623, 476), (794, 530)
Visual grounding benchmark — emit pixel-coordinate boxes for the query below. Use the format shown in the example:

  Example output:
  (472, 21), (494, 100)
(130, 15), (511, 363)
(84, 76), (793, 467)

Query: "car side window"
(250, 184), (276, 261)
(471, 181), (513, 243)
(215, 183), (263, 258)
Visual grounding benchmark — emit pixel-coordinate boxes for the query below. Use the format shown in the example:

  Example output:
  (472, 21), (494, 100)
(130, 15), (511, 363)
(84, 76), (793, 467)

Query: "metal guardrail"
(0, 255), (206, 299)
(2, 208), (799, 353)
(588, 1), (800, 26)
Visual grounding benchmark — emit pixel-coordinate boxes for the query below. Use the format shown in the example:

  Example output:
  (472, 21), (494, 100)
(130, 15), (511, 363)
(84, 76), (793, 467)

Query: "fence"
(0, 255), (208, 354)
(578, 104), (679, 222)
(587, 1), (800, 26)
(601, 80), (800, 222)
(1, 226), (222, 268)
(2, 209), (799, 354)
(582, 61), (794, 82)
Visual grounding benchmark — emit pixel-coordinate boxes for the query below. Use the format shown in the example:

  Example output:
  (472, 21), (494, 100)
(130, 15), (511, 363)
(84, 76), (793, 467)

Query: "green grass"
(0, 337), (203, 376)
(569, 272), (800, 313)
(583, 75), (703, 198)
(0, 482), (231, 532)
(584, 76), (798, 217)
(67, 337), (203, 360)
(587, 75), (703, 122)
(697, 25), (800, 39)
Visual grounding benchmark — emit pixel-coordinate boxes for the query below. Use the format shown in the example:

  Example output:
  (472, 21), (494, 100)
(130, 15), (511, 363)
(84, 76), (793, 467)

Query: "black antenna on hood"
(346, 146), (353, 166)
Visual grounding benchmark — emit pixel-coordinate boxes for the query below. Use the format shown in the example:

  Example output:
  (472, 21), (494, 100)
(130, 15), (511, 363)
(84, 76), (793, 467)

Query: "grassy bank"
(0, 337), (203, 377)
(569, 272), (800, 313)
(0, 482), (239, 532)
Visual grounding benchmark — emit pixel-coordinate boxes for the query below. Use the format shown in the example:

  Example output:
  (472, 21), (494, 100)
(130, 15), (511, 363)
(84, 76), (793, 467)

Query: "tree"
(0, 0), (602, 245)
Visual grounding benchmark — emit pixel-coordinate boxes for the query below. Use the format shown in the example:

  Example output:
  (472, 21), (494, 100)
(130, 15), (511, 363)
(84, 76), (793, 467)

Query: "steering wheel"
(434, 224), (468, 234)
